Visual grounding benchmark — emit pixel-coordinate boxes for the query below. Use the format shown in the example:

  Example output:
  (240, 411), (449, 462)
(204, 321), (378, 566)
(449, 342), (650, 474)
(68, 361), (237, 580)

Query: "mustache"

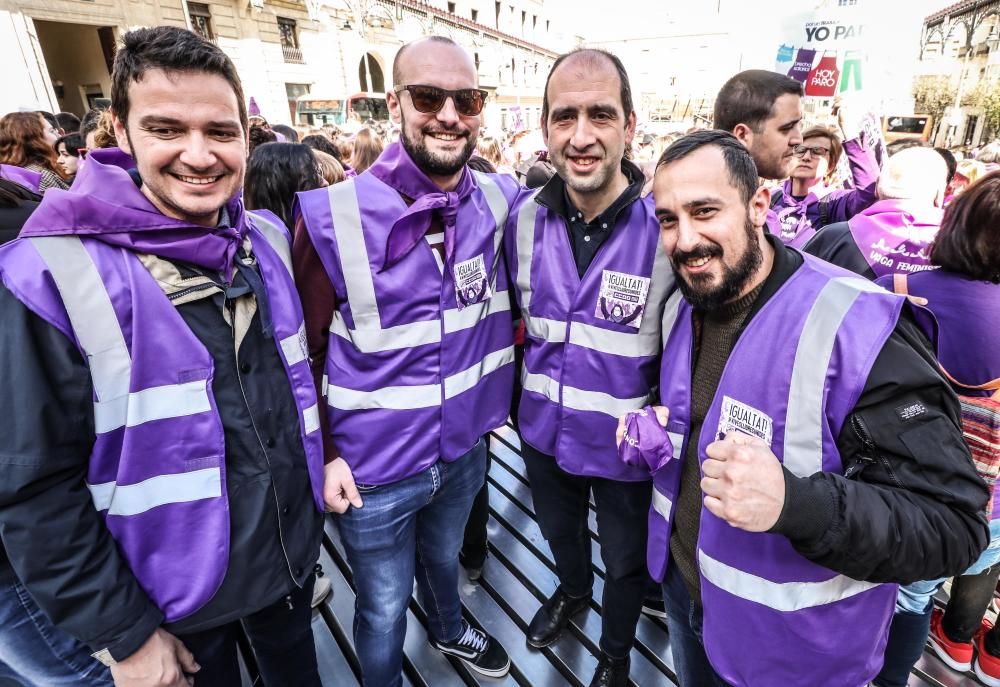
(422, 126), (469, 137)
(672, 242), (723, 265)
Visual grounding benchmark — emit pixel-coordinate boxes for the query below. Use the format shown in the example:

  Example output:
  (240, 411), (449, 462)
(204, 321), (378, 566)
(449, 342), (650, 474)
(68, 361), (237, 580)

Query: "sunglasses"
(793, 144), (831, 159)
(395, 85), (488, 116)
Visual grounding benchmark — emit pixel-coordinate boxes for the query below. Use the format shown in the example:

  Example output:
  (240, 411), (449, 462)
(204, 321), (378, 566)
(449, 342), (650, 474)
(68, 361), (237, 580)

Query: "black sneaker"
(432, 620), (511, 678)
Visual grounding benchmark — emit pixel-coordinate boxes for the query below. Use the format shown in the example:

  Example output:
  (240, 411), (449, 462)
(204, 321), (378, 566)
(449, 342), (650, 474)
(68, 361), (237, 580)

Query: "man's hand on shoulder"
(701, 431), (786, 532)
(110, 628), (198, 687)
(324, 457), (363, 513)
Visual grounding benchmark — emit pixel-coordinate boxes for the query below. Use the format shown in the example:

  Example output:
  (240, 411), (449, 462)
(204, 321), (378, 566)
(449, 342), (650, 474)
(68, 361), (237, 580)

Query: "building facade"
(919, 0), (1000, 148)
(0, 0), (564, 133)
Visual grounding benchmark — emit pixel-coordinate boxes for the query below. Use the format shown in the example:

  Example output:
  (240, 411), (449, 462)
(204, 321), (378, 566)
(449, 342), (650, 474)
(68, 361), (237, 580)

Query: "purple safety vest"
(847, 199), (943, 279)
(651, 255), (903, 686)
(508, 191), (676, 480)
(0, 212), (325, 623)
(296, 170), (519, 486)
(0, 164), (42, 194)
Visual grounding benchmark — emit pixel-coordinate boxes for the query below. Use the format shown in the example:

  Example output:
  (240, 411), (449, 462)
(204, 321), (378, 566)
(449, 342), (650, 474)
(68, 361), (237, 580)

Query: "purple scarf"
(847, 198), (943, 278)
(0, 164), (42, 194)
(618, 406), (675, 473)
(19, 147), (247, 279)
(368, 142), (476, 271)
(775, 179), (826, 242)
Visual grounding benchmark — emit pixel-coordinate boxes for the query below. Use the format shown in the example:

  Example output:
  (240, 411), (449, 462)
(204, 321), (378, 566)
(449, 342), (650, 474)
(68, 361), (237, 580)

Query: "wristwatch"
(91, 648), (118, 666)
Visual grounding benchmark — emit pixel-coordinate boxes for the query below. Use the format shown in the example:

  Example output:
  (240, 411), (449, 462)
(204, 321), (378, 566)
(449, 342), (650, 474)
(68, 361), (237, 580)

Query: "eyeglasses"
(793, 144), (831, 159)
(395, 85), (488, 116)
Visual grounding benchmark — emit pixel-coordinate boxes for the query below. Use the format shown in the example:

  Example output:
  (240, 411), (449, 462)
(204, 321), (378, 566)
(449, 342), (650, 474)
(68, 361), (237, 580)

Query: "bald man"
(803, 146), (947, 280)
(293, 37), (518, 685)
(505, 49), (675, 687)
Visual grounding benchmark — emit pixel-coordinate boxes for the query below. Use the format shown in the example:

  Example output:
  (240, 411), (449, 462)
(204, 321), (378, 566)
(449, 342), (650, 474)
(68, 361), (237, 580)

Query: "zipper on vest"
(167, 282), (219, 302)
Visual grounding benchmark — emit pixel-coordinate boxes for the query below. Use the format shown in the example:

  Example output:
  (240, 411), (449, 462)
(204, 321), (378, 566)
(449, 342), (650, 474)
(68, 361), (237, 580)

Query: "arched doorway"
(358, 53), (384, 93)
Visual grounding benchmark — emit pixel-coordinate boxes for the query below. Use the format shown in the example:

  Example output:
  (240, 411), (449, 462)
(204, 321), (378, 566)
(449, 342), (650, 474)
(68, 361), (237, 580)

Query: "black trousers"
(522, 442), (651, 658)
(943, 565), (1000, 645)
(460, 451), (492, 570)
(175, 575), (321, 687)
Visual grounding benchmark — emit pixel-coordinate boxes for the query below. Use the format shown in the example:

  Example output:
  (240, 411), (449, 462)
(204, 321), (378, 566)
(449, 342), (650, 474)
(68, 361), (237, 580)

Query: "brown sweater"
(668, 282), (765, 606)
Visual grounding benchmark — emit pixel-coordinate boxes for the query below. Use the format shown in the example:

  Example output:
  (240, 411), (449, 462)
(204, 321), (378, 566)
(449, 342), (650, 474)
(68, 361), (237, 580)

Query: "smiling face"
(739, 93), (803, 180)
(790, 134), (832, 183)
(653, 145), (771, 311)
(387, 40), (480, 187)
(543, 54), (636, 198)
(112, 68), (247, 227)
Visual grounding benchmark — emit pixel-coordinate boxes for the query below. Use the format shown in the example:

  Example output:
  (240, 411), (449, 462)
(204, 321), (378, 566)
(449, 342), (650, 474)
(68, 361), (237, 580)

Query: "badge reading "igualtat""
(717, 396), (774, 446)
(594, 269), (650, 329)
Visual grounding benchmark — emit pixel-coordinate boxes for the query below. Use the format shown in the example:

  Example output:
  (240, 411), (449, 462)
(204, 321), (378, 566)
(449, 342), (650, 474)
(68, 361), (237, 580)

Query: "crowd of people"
(0, 23), (998, 687)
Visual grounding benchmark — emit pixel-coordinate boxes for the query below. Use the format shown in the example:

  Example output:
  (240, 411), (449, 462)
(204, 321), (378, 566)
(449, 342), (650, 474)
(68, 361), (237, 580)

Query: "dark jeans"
(175, 575), (320, 687)
(522, 442), (650, 658)
(336, 439), (487, 687)
(662, 562), (729, 687)
(0, 580), (113, 686)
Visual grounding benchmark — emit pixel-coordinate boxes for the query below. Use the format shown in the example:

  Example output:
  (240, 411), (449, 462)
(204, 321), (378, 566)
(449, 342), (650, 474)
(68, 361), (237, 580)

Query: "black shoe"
(527, 588), (591, 648)
(433, 620), (511, 678)
(589, 653), (630, 687)
(641, 596), (666, 619)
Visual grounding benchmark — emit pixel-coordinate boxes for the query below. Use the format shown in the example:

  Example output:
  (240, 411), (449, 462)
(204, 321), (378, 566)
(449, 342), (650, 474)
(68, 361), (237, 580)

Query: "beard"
(550, 148), (617, 194)
(673, 215), (763, 312)
(399, 113), (476, 177)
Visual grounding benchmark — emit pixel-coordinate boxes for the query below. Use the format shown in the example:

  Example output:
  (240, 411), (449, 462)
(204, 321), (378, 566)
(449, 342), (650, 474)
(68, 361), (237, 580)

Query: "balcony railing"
(282, 44), (304, 63)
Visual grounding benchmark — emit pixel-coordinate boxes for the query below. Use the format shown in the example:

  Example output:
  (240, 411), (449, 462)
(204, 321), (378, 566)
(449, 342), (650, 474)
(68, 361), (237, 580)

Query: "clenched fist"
(701, 431), (786, 532)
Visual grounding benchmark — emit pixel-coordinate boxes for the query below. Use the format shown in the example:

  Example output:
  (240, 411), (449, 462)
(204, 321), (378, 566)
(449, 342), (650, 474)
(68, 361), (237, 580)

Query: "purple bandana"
(775, 180), (826, 242)
(18, 147), (246, 279)
(618, 406), (674, 473)
(369, 142), (476, 271)
(848, 198), (943, 279)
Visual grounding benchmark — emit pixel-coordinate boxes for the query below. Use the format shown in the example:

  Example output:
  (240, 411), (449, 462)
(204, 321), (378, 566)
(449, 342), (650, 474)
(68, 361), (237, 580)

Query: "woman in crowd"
(0, 112), (69, 194)
(349, 127), (383, 175)
(244, 142), (325, 231)
(54, 132), (84, 182)
(476, 136), (515, 177)
(311, 149), (345, 186)
(875, 171), (1000, 687)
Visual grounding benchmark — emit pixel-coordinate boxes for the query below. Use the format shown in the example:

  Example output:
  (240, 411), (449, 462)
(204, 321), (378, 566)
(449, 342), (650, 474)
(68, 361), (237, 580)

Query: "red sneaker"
(974, 620), (1000, 687)
(928, 607), (974, 672)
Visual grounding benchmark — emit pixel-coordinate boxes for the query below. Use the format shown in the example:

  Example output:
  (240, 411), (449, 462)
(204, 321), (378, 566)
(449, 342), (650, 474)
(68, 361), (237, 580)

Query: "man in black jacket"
(0, 27), (326, 687)
(628, 130), (988, 686)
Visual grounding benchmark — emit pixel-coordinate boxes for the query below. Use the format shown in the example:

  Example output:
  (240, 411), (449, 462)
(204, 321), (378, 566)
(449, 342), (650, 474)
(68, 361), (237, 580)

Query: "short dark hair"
(55, 132), (84, 157)
(271, 124), (298, 142)
(466, 155), (497, 174)
(931, 170), (1000, 282)
(244, 143), (323, 230)
(713, 70), (803, 134)
(79, 108), (104, 139)
(302, 134), (339, 159)
(55, 112), (80, 134)
(542, 49), (634, 128)
(392, 36), (462, 86)
(38, 111), (59, 132)
(111, 26), (247, 135)
(656, 129), (759, 204)
(248, 124), (277, 157)
(935, 147), (958, 185)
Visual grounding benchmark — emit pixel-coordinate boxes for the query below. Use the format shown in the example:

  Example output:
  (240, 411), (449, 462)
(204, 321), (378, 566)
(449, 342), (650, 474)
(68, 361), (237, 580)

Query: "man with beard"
(713, 70), (804, 238)
(505, 49), (675, 687)
(615, 129), (988, 686)
(293, 36), (519, 686)
(0, 27), (327, 686)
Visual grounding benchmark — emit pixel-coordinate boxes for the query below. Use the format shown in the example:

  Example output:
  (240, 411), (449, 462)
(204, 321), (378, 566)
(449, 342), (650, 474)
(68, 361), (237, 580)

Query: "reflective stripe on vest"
(514, 192), (541, 312)
(250, 214), (321, 436)
(698, 548), (880, 612)
(28, 235), (219, 513)
(784, 277), (887, 477)
(324, 174), (512, 409)
(521, 369), (651, 418)
(652, 486), (673, 520)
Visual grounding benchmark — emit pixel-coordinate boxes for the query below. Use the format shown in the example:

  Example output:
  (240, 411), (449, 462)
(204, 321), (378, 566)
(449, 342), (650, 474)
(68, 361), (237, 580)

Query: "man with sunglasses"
(504, 49), (675, 687)
(293, 36), (519, 686)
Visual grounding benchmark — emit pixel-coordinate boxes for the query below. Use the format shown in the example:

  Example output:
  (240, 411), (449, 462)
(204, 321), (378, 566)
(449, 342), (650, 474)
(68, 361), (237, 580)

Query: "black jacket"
(800, 221), (878, 279)
(0, 253), (323, 662)
(760, 236), (988, 583)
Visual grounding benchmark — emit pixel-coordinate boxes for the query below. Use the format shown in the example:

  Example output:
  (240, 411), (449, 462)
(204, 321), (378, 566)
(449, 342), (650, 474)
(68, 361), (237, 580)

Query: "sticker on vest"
(778, 211), (805, 241)
(453, 254), (492, 309)
(717, 396), (773, 446)
(594, 270), (650, 329)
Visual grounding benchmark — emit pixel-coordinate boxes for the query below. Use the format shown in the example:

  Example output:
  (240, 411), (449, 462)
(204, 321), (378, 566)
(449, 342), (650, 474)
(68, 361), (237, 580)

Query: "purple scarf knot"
(618, 406), (675, 473)
(369, 142), (476, 271)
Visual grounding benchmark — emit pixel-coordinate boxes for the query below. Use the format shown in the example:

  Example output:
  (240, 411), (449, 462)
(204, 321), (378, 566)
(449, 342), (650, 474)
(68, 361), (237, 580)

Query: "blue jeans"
(336, 438), (487, 687)
(662, 561), (729, 687)
(0, 580), (112, 686)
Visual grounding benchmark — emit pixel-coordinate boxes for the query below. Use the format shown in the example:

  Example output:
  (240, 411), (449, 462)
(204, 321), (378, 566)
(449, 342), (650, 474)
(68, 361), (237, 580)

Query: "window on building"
(286, 82), (311, 123)
(837, 0), (857, 5)
(546, 19), (550, 33)
(187, 2), (214, 41)
(471, 8), (479, 22)
(521, 10), (526, 34)
(495, 2), (501, 28)
(474, 52), (480, 71)
(447, 2), (455, 13)
(277, 17), (304, 63)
